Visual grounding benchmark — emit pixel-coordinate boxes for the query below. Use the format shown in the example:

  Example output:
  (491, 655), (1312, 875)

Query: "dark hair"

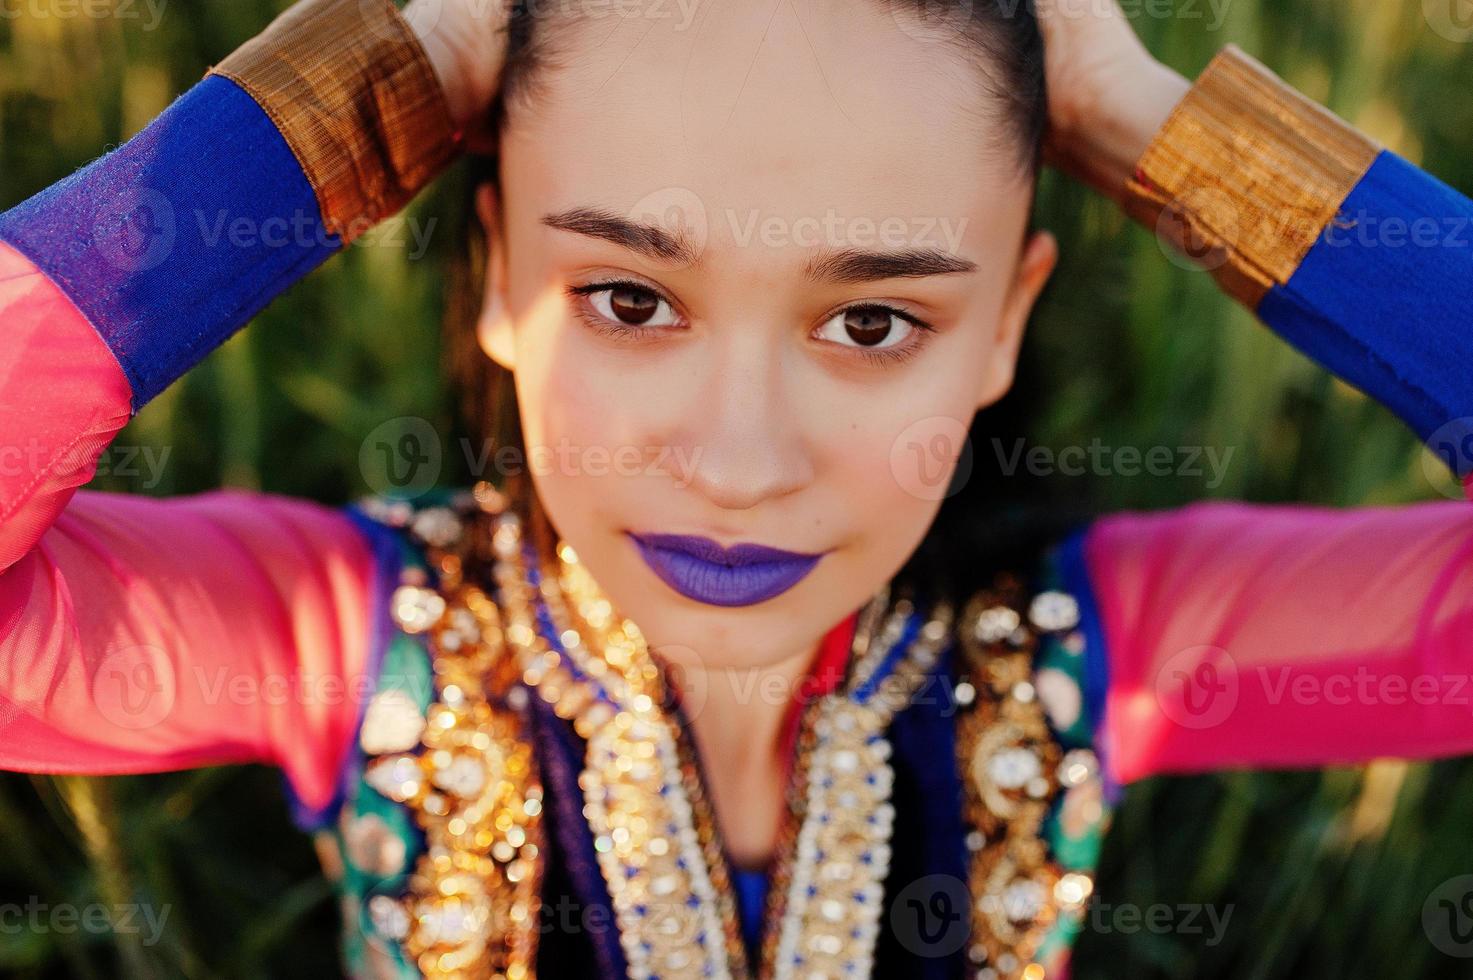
(487, 0), (1047, 175)
(445, 0), (1078, 608)
(883, 0), (1049, 174)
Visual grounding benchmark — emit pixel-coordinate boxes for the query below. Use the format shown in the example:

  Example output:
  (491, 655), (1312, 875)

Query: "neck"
(675, 637), (822, 871)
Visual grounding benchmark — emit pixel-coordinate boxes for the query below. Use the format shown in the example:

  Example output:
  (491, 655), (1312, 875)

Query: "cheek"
(828, 325), (994, 486)
(503, 252), (623, 440)
(834, 399), (969, 556)
(836, 316), (1002, 540)
(507, 297), (672, 542)
(808, 351), (989, 585)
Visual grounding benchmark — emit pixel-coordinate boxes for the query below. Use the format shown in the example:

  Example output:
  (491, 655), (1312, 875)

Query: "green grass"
(2, 1), (1473, 976)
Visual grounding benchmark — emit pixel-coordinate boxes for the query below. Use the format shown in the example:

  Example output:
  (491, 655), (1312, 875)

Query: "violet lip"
(626, 531), (825, 607)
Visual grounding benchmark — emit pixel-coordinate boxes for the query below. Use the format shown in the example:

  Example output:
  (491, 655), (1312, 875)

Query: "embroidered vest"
(311, 486), (1111, 980)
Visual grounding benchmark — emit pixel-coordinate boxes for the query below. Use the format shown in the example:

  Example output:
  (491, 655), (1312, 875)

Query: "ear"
(475, 181), (517, 371)
(974, 229), (1057, 410)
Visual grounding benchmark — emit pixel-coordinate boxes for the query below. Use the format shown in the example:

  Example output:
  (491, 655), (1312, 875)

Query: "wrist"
(406, 0), (506, 130)
(1053, 56), (1191, 202)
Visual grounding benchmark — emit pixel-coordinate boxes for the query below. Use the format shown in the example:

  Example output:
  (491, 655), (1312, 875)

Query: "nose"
(673, 333), (815, 512)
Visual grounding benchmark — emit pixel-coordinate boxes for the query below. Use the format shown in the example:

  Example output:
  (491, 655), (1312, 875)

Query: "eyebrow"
(541, 207), (979, 283)
(542, 207), (703, 267)
(802, 247), (977, 284)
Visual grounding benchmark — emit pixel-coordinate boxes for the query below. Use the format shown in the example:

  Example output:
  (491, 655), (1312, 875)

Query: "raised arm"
(0, 0), (497, 825)
(1043, 7), (1473, 493)
(1036, 6), (1473, 785)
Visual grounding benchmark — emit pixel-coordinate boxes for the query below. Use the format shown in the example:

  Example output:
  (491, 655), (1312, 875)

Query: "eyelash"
(566, 278), (937, 366)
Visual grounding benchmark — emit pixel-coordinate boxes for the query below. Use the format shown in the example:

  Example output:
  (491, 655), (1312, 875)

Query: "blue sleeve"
(0, 74), (340, 412)
(1256, 150), (1473, 478)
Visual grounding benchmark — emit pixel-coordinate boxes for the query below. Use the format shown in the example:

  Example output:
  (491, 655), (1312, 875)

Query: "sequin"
(1053, 873), (1093, 910)
(359, 690), (427, 755)
(986, 747), (1043, 790)
(1001, 879), (1047, 923)
(1027, 591), (1079, 633)
(1034, 667), (1082, 730)
(367, 893), (411, 941)
(409, 507), (463, 548)
(390, 585), (445, 634)
(345, 813), (407, 877)
(1058, 749), (1098, 788)
(431, 754), (489, 799)
(357, 495), (413, 528)
(974, 605), (1021, 643)
(364, 755), (421, 803)
(414, 897), (487, 947)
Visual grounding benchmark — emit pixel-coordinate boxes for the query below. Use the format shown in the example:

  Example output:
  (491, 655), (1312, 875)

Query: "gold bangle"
(1122, 44), (1381, 308)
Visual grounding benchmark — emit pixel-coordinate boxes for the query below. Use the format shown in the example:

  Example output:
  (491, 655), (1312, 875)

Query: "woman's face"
(478, 0), (1056, 674)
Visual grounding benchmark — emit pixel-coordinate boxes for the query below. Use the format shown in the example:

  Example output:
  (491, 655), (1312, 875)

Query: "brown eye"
(587, 284), (679, 328)
(842, 306), (894, 345)
(816, 304), (914, 350)
(609, 286), (658, 324)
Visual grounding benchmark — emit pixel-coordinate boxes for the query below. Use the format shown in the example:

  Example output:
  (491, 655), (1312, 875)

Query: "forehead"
(500, 0), (1029, 251)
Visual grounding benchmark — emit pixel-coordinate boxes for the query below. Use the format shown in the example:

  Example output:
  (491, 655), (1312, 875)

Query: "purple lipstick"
(626, 532), (825, 607)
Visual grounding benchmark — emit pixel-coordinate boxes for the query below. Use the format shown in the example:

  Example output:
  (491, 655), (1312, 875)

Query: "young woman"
(2, 0), (1471, 977)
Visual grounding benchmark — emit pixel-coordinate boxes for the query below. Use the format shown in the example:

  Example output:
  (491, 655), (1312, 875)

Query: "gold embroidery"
(363, 487), (1098, 980)
(1123, 44), (1381, 308)
(513, 529), (739, 979)
(956, 576), (1100, 980)
(768, 596), (952, 980)
(371, 492), (543, 980)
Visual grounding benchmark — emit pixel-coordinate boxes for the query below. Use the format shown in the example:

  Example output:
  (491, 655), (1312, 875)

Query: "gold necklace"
(488, 498), (951, 980)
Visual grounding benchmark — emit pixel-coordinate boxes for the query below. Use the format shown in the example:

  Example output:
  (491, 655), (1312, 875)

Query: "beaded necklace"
(497, 499), (954, 979)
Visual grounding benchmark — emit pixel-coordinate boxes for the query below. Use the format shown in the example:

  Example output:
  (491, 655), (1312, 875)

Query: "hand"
(405, 0), (512, 143)
(1036, 0), (1191, 201)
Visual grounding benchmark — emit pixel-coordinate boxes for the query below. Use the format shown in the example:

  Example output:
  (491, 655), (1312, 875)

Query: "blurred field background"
(3, 0), (1473, 976)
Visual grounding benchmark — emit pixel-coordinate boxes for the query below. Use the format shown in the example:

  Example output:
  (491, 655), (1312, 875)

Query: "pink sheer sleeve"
(0, 240), (379, 820)
(1086, 499), (1473, 785)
